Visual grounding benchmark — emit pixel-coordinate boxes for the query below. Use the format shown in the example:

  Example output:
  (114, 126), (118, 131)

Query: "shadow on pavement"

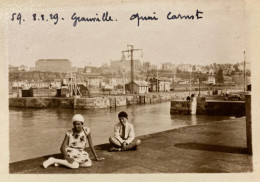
(94, 143), (111, 151)
(175, 142), (248, 154)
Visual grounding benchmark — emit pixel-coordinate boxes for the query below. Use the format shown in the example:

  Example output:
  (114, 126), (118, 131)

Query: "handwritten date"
(11, 13), (63, 25)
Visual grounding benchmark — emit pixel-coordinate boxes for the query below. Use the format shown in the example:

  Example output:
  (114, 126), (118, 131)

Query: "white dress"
(65, 127), (91, 164)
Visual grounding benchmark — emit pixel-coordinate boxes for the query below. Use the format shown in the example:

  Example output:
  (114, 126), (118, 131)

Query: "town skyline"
(8, 59), (251, 71)
(8, 51), (249, 68)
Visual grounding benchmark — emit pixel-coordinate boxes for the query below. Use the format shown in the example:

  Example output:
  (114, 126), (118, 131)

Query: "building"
(193, 65), (204, 73)
(238, 61), (251, 72)
(109, 77), (130, 87)
(9, 65), (18, 72)
(177, 64), (192, 72)
(161, 62), (177, 71)
(159, 80), (171, 92)
(206, 76), (216, 85)
(223, 76), (233, 85)
(80, 66), (98, 74)
(149, 78), (159, 92)
(84, 66), (92, 73)
(86, 77), (103, 89)
(18, 65), (29, 72)
(129, 81), (149, 94)
(231, 74), (251, 86)
(208, 68), (214, 75)
(30, 67), (36, 71)
(110, 52), (142, 73)
(149, 78), (170, 92)
(35, 59), (72, 73)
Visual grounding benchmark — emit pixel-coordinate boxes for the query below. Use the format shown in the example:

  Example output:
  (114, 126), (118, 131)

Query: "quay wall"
(74, 97), (110, 109)
(9, 97), (74, 108)
(9, 91), (210, 109)
(9, 90), (232, 110)
(170, 98), (245, 116)
(203, 101), (245, 116)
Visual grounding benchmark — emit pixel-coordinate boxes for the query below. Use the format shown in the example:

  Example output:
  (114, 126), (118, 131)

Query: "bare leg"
(43, 157), (79, 169)
(125, 139), (141, 150)
(109, 137), (122, 147)
(79, 160), (92, 168)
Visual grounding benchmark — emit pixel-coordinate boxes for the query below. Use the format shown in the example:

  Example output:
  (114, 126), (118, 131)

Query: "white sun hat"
(72, 114), (84, 123)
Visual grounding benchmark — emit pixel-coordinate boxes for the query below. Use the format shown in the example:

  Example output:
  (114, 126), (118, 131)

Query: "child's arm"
(60, 135), (74, 163)
(83, 129), (104, 161)
(125, 124), (135, 144)
(114, 125), (124, 144)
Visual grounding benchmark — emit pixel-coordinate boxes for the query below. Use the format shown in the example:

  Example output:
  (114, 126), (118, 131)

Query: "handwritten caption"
(11, 10), (203, 27)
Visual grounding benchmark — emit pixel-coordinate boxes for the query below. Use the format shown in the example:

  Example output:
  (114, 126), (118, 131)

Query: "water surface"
(9, 102), (231, 162)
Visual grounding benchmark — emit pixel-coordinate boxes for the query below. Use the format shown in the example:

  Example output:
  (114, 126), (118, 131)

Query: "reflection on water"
(9, 102), (231, 162)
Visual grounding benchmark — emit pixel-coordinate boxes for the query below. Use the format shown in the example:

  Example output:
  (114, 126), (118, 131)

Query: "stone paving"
(9, 117), (252, 174)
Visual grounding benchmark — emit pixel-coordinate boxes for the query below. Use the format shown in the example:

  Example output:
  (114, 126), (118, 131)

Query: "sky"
(6, 0), (246, 68)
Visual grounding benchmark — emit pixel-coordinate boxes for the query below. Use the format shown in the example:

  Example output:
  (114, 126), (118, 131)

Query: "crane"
(122, 45), (143, 94)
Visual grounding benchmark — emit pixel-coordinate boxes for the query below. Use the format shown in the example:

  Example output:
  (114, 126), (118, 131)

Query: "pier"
(9, 117), (252, 173)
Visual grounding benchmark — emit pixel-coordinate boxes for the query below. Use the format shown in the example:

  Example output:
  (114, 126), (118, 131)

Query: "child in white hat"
(43, 114), (104, 169)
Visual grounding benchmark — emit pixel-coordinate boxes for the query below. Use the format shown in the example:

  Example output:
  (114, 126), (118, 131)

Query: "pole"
(122, 45), (142, 94)
(123, 69), (125, 94)
(157, 66), (159, 92)
(244, 51), (246, 93)
(71, 72), (73, 97)
(130, 49), (134, 94)
(189, 71), (191, 96)
(199, 78), (200, 96)
(74, 73), (76, 96)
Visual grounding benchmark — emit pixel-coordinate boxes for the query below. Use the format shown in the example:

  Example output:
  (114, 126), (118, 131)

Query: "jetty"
(9, 117), (252, 173)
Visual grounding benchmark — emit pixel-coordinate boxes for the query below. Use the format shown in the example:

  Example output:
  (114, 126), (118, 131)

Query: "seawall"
(170, 98), (245, 116)
(10, 91), (207, 109)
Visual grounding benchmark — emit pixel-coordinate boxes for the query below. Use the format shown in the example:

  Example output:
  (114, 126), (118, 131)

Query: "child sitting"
(109, 111), (141, 151)
(43, 114), (104, 169)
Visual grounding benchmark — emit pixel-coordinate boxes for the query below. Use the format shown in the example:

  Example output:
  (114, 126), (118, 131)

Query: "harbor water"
(9, 102), (231, 163)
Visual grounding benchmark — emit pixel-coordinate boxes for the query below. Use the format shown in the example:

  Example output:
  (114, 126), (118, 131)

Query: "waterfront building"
(50, 82), (61, 88)
(148, 78), (170, 92)
(86, 77), (103, 89)
(35, 59), (72, 73)
(149, 78), (159, 92)
(159, 80), (171, 92)
(128, 81), (149, 94)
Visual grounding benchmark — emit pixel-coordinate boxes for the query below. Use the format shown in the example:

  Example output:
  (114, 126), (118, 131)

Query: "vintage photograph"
(1, 0), (259, 179)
